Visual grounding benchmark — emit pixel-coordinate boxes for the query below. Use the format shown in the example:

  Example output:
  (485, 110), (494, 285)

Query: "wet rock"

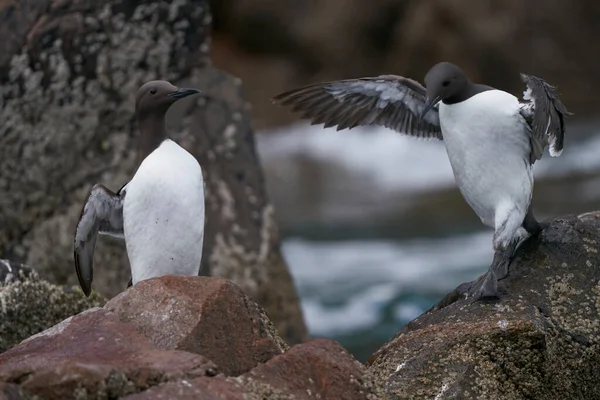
(105, 275), (288, 376)
(0, 0), (307, 346)
(0, 272), (105, 353)
(0, 308), (217, 400)
(367, 212), (600, 399)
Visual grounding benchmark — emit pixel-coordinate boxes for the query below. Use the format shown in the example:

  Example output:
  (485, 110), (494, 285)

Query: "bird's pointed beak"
(420, 96), (441, 123)
(167, 87), (201, 99)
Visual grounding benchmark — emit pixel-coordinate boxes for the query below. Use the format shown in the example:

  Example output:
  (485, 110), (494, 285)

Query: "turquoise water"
(282, 233), (492, 362)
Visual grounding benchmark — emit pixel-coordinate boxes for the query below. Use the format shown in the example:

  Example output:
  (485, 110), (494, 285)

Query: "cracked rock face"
(0, 307), (218, 399)
(0, 0), (307, 345)
(366, 212), (600, 400)
(105, 276), (289, 377)
(0, 276), (367, 400)
(123, 338), (374, 400)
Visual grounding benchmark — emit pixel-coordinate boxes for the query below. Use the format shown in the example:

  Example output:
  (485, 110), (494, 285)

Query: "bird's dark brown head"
(135, 80), (201, 116)
(420, 62), (470, 120)
(134, 80), (201, 162)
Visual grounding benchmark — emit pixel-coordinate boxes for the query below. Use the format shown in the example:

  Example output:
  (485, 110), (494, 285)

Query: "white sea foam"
(283, 231), (492, 335)
(257, 122), (600, 194)
(257, 123), (453, 193)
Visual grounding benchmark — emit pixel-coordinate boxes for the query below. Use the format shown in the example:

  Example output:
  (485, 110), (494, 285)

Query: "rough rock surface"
(366, 212), (600, 399)
(0, 0), (307, 345)
(0, 273), (105, 354)
(105, 275), (288, 376)
(0, 307), (218, 400)
(0, 276), (373, 400)
(122, 377), (246, 400)
(210, 0), (600, 129)
(122, 339), (373, 400)
(240, 338), (370, 399)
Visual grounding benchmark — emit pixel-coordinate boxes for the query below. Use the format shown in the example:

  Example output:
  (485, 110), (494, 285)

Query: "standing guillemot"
(73, 80), (205, 297)
(272, 62), (571, 299)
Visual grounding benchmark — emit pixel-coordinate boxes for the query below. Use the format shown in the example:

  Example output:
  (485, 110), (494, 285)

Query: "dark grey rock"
(367, 211), (600, 400)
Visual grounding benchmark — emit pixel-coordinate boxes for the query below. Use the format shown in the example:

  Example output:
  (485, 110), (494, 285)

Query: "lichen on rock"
(0, 272), (105, 353)
(366, 212), (600, 399)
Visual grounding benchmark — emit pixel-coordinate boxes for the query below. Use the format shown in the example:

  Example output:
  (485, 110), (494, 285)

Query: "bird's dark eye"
(442, 80), (451, 87)
(149, 88), (157, 95)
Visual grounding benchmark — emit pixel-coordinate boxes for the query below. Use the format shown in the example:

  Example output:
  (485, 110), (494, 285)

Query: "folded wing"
(73, 184), (125, 296)
(272, 75), (443, 140)
(519, 73), (572, 163)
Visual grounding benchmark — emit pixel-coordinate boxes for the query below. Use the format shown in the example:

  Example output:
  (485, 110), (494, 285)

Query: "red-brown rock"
(0, 308), (217, 400)
(241, 338), (370, 399)
(124, 339), (373, 399)
(122, 376), (245, 400)
(105, 276), (288, 376)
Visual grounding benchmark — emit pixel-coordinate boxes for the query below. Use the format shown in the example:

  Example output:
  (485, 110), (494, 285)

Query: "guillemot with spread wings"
(272, 62), (571, 299)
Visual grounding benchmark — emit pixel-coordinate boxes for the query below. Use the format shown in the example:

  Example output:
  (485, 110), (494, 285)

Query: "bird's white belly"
(123, 140), (205, 284)
(439, 91), (533, 228)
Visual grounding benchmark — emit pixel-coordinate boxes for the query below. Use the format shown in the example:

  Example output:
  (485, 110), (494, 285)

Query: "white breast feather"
(123, 139), (205, 284)
(438, 90), (533, 234)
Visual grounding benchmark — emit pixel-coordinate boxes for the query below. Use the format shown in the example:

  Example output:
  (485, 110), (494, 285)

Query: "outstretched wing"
(519, 73), (572, 163)
(272, 75), (443, 140)
(74, 184), (125, 297)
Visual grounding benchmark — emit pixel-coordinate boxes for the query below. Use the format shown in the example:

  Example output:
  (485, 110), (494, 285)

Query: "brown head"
(135, 80), (201, 116)
(134, 80), (201, 160)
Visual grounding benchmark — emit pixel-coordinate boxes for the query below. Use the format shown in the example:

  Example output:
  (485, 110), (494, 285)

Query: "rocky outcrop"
(211, 0), (600, 129)
(0, 272), (105, 354)
(123, 376), (246, 400)
(0, 0), (307, 345)
(105, 276), (288, 376)
(0, 276), (373, 400)
(0, 307), (218, 400)
(123, 339), (372, 400)
(366, 212), (600, 399)
(240, 339), (370, 400)
(3, 213), (600, 399)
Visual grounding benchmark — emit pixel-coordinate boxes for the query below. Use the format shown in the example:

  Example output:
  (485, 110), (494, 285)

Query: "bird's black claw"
(475, 270), (502, 300)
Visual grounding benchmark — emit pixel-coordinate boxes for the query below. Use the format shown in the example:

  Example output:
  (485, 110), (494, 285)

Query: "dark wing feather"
(73, 184), (125, 297)
(519, 73), (573, 163)
(272, 75), (442, 140)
